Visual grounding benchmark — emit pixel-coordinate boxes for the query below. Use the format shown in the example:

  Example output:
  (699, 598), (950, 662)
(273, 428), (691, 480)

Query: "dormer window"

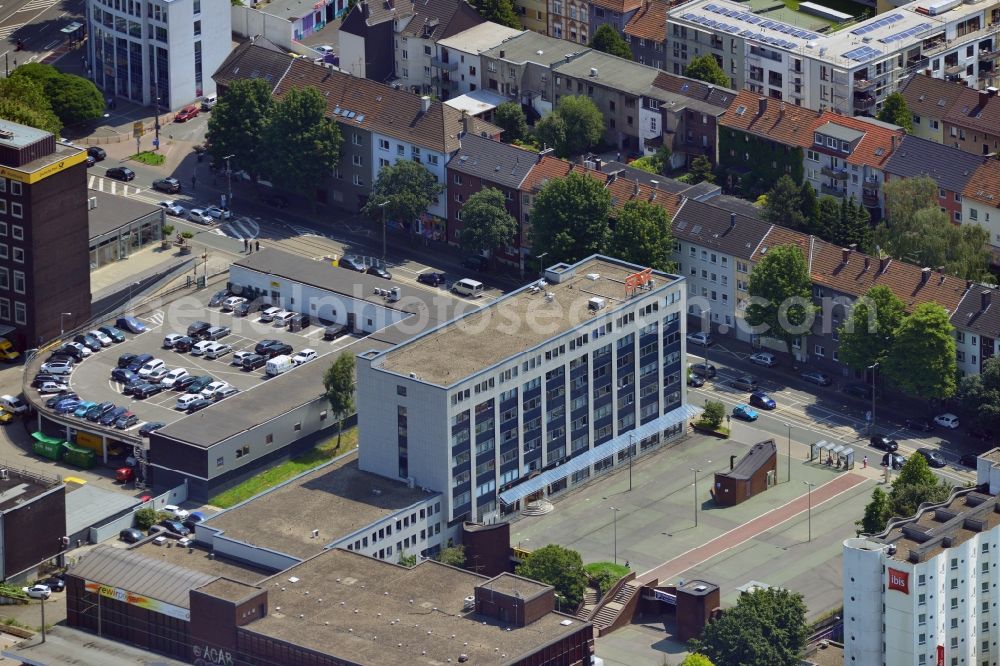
(841, 140), (850, 153)
(814, 133), (823, 145)
(826, 137), (836, 148)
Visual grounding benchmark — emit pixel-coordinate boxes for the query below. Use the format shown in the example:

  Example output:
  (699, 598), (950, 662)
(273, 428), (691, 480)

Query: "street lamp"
(627, 432), (634, 492)
(690, 467), (702, 527)
(609, 506), (621, 564)
(223, 154), (235, 214)
(127, 280), (140, 309)
(785, 422), (792, 483)
(60, 312), (72, 337)
(867, 362), (878, 436)
(802, 481), (815, 542)
(537, 252), (548, 279)
(378, 199), (390, 263)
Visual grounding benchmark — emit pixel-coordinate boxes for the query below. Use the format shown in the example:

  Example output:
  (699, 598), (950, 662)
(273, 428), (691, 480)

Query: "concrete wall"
(327, 495), (444, 560)
(231, 6), (294, 51)
(87, 481), (189, 544)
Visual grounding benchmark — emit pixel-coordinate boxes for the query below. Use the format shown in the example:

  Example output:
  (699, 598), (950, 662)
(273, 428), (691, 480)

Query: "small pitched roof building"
(962, 158), (1000, 259)
(624, 0), (669, 71)
(951, 285), (1000, 376)
(211, 39), (295, 96)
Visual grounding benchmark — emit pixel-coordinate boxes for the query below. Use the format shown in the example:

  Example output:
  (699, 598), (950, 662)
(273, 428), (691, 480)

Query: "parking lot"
(40, 289), (360, 435)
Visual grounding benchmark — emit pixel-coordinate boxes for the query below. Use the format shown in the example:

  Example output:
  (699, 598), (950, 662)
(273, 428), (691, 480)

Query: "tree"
(206, 78), (273, 180)
(529, 172), (611, 263)
(833, 195), (873, 253)
(534, 96), (604, 158)
(630, 145), (673, 175)
(810, 195), (840, 239)
(322, 353), (355, 447)
(458, 188), (517, 259)
(259, 87), (342, 197)
(608, 200), (673, 271)
(887, 453), (951, 519)
(683, 54), (730, 87)
(472, 0), (520, 28)
(691, 587), (808, 666)
(0, 76), (61, 135)
(679, 656), (715, 666)
(398, 551), (417, 567)
(857, 487), (890, 535)
(882, 176), (937, 227)
(436, 544), (467, 567)
(702, 400), (725, 428)
(837, 285), (905, 371)
(798, 181), (819, 227)
(884, 302), (957, 400)
(134, 507), (160, 531)
(11, 63), (103, 125)
(959, 357), (1000, 434)
(515, 544), (587, 609)
(688, 155), (715, 184)
(745, 245), (814, 356)
(590, 24), (633, 59)
(494, 101), (528, 143)
(877, 92), (913, 134)
(761, 175), (805, 230)
(363, 159), (444, 235)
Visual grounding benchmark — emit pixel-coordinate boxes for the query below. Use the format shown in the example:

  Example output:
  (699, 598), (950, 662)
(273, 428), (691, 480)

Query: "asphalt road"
(0, 0), (84, 72)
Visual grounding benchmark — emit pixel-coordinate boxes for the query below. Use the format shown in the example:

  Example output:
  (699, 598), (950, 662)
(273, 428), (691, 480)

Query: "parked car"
(172, 336), (195, 352)
(221, 296), (246, 312)
(339, 255), (366, 272)
(172, 375), (198, 392)
(190, 340), (213, 356)
(462, 255), (488, 272)
(843, 383), (875, 400)
(366, 265), (391, 279)
(133, 383), (164, 399)
(187, 376), (215, 393)
(292, 349), (317, 365)
(205, 206), (231, 220)
(323, 324), (347, 340)
(904, 417), (935, 433)
(687, 374), (705, 388)
(97, 325), (126, 343)
(73, 401), (97, 418)
(241, 354), (267, 371)
(64, 341), (92, 357)
(116, 316), (146, 334)
(127, 353), (154, 373)
(730, 375), (758, 391)
(749, 352), (777, 367)
(120, 528), (144, 543)
(100, 406), (128, 426)
(262, 342), (292, 358)
(749, 391), (776, 410)
(157, 519), (190, 536)
(86, 402), (116, 422)
(139, 422), (166, 437)
(200, 381), (230, 399)
(233, 301), (254, 317)
(115, 412), (138, 429)
(686, 332), (713, 347)
(106, 166), (135, 181)
(175, 394), (201, 411)
(205, 325), (230, 341)
(38, 381), (70, 394)
(88, 329), (113, 346)
(163, 504), (190, 520)
(73, 334), (102, 351)
(188, 209), (213, 225)
(145, 366), (170, 383)
(916, 447), (947, 468)
(110, 368), (137, 384)
(158, 200), (185, 217)
(214, 386), (239, 401)
(22, 584), (50, 599)
(255, 339), (280, 354)
(200, 94), (218, 110)
(40, 360), (74, 375)
(204, 343), (231, 360)
(187, 398), (213, 413)
(87, 146), (106, 161)
(288, 313), (311, 331)
(117, 352), (138, 369)
(934, 413), (960, 429)
(417, 272), (446, 287)
(42, 576), (65, 593)
(31, 374), (60, 388)
(732, 404), (759, 421)
(160, 368), (190, 388)
(870, 435), (899, 452)
(800, 370), (832, 386)
(882, 452), (906, 470)
(152, 177), (181, 193)
(183, 512), (207, 531)
(54, 398), (83, 414)
(47, 393), (78, 409)
(959, 453), (979, 468)
(259, 308), (281, 323)
(122, 378), (147, 396)
(690, 362), (717, 378)
(138, 358), (165, 377)
(163, 333), (187, 349)
(174, 105), (199, 122)
(187, 320), (212, 338)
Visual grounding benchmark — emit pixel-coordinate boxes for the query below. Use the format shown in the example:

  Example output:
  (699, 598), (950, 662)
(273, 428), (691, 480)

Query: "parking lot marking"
(303, 327), (324, 338)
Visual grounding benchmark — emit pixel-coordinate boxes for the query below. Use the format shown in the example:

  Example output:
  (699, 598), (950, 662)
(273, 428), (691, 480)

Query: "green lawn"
(132, 150), (165, 166)
(209, 427), (358, 508)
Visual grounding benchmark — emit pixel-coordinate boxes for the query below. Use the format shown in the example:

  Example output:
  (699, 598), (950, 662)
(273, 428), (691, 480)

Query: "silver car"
(40, 360), (74, 375)
(158, 200), (185, 216)
(188, 209), (213, 225)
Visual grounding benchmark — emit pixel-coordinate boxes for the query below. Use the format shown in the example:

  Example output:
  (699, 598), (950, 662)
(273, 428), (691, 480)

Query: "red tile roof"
(719, 90), (824, 146)
(624, 0), (668, 42)
(591, 0), (643, 14)
(962, 158), (1000, 206)
(809, 112), (904, 168)
(520, 155), (609, 194)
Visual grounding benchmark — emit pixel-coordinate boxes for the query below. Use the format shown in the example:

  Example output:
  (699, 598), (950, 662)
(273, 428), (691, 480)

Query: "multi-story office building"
(843, 449), (1000, 666)
(0, 120), (90, 349)
(86, 0), (231, 108)
(358, 255), (696, 526)
(666, 0), (1000, 117)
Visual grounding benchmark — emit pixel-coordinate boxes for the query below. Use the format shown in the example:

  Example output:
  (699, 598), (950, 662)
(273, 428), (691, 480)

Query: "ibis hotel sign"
(887, 568), (909, 595)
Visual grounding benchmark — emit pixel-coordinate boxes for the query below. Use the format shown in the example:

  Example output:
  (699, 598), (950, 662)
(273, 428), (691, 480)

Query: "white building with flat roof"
(666, 0), (1000, 117)
(357, 256), (697, 527)
(843, 448), (1000, 666)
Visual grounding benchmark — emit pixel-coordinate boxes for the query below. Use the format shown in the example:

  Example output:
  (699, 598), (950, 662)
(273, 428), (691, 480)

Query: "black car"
(86, 402), (116, 422)
(54, 345), (85, 362)
(687, 374), (705, 388)
(262, 342), (292, 358)
(119, 528), (144, 543)
(690, 362), (717, 378)
(366, 265), (392, 280)
(869, 435), (899, 452)
(127, 353), (154, 373)
(98, 325), (126, 343)
(171, 336), (195, 352)
(187, 320), (212, 339)
(904, 417), (934, 433)
(916, 447), (947, 468)
(241, 354), (267, 371)
(187, 398), (213, 413)
(31, 374), (60, 388)
(208, 290), (230, 307)
(462, 255), (488, 272)
(86, 154), (96, 167)
(42, 576), (65, 592)
(187, 376), (215, 393)
(173, 375), (198, 392)
(323, 324), (347, 340)
(117, 352), (138, 369)
(106, 166), (135, 181)
(73, 334), (102, 351)
(152, 177), (181, 193)
(111, 368), (138, 384)
(882, 452), (906, 470)
(139, 421), (166, 437)
(100, 406), (128, 426)
(263, 193), (289, 208)
(288, 314), (310, 331)
(255, 339), (281, 354)
(46, 392), (77, 408)
(339, 255), (366, 272)
(133, 383), (164, 399)
(233, 301), (253, 317)
(843, 383), (874, 400)
(800, 370), (833, 387)
(122, 378), (147, 396)
(87, 146), (106, 161)
(157, 519), (190, 536)
(959, 453), (979, 468)
(417, 272), (446, 287)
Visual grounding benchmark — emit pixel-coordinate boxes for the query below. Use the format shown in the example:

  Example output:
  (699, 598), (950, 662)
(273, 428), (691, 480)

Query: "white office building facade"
(357, 257), (696, 527)
(86, 0), (231, 108)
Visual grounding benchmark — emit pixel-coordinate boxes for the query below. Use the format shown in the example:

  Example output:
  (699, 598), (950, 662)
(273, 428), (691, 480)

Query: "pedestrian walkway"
(637, 471), (868, 585)
(90, 244), (190, 295)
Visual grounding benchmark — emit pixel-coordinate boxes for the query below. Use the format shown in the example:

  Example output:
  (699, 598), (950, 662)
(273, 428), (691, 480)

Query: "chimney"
(890, 135), (897, 152)
(633, 180), (640, 197)
(595, 157), (603, 171)
(608, 172), (617, 183)
(420, 95), (431, 113)
(730, 455), (737, 471)
(650, 179), (659, 189)
(729, 212), (736, 229)
(499, 50), (505, 59)
(537, 147), (553, 162)
(967, 279), (975, 291)
(758, 97), (768, 116)
(460, 110), (469, 137)
(920, 267), (931, 285)
(362, 0), (370, 18)
(983, 290), (992, 311)
(980, 90), (990, 108)
(991, 87), (999, 97)
(842, 247), (852, 263)
(924, 68), (932, 76)
(863, 256), (870, 272)
(879, 256), (890, 274)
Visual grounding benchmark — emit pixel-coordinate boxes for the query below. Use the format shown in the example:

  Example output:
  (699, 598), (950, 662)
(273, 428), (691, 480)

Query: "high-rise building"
(0, 120), (90, 348)
(86, 0), (231, 108)
(357, 255), (697, 529)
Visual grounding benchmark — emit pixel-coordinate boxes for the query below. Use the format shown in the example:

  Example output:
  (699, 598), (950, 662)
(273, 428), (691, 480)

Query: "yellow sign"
(0, 150), (88, 184)
(270, 281), (281, 288)
(75, 431), (102, 452)
(132, 121), (144, 138)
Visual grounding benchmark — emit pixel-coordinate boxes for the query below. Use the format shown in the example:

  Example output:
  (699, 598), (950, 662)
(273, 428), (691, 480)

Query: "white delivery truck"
(265, 354), (295, 377)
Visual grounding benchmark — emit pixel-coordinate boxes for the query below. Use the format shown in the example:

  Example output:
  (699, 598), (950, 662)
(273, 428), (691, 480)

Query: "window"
(353, 174), (364, 187)
(397, 385), (407, 396)
(12, 271), (24, 294)
(10, 203), (22, 219)
(12, 247), (23, 264)
(13, 301), (25, 325)
(814, 344), (824, 357)
(353, 154), (363, 166)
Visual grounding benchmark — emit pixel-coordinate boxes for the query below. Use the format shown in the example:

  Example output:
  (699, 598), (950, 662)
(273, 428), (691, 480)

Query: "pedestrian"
(191, 175), (197, 189)
(863, 455), (868, 469)
(616, 151), (621, 162)
(243, 239), (248, 252)
(255, 240), (260, 252)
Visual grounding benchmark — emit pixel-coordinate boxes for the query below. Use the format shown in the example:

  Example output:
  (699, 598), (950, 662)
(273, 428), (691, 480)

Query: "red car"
(174, 105), (199, 122)
(116, 467), (134, 483)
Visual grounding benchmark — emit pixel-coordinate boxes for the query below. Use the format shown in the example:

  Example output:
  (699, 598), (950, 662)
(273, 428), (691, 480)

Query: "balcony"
(862, 188), (879, 207)
(854, 94), (876, 111)
(431, 57), (458, 71)
(821, 183), (847, 197)
(853, 78), (876, 91)
(821, 166), (849, 180)
(981, 47), (1000, 61)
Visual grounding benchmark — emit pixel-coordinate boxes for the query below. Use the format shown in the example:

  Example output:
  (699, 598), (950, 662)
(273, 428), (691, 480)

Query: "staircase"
(575, 587), (600, 620)
(521, 499), (554, 516)
(591, 581), (641, 634)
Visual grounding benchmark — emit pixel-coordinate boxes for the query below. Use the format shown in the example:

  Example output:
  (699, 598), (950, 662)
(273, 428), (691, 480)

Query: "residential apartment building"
(210, 39), (294, 98)
(625, 0), (669, 70)
(0, 120), (90, 349)
(86, 0), (230, 108)
(897, 72), (969, 144)
(665, 0), (1000, 117)
(963, 158), (1000, 252)
(884, 134), (983, 227)
(648, 71), (734, 166)
(446, 134), (536, 268)
(843, 453), (1000, 666)
(514, 0), (549, 35)
(952, 286), (1000, 376)
(589, 0), (642, 35)
(548, 0), (590, 43)
(358, 255), (695, 524)
(945, 86), (1000, 155)
(435, 22), (524, 98)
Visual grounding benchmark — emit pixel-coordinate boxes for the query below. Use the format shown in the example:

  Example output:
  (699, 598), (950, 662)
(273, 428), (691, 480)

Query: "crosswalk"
(140, 310), (165, 328)
(16, 0), (58, 11)
(89, 176), (144, 197)
(285, 222), (320, 237)
(0, 24), (24, 39)
(213, 217), (260, 240)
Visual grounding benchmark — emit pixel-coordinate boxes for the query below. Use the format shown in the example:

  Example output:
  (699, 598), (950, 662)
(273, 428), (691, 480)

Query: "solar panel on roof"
(744, 14), (761, 23)
(725, 25), (740, 33)
(740, 29), (754, 36)
(843, 45), (880, 62)
(879, 22), (931, 43)
(705, 2), (719, 9)
(683, 12), (695, 19)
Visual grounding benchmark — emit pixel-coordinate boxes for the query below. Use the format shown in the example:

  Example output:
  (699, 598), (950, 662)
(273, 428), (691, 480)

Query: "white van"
(176, 393), (201, 410)
(451, 278), (484, 298)
(265, 354), (295, 377)
(272, 311), (295, 328)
